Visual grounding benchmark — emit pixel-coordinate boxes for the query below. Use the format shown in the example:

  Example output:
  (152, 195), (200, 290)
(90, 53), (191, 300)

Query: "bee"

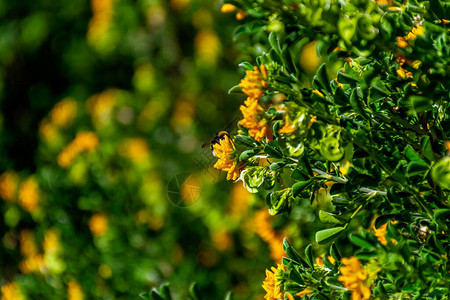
(202, 131), (230, 157)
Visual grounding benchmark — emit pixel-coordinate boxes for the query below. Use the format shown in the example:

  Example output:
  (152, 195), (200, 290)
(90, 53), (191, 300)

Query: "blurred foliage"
(0, 0), (308, 299)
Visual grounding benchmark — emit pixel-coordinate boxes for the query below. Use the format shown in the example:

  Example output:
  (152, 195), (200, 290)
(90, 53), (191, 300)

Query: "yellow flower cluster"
(1, 282), (24, 300)
(51, 98), (78, 128)
(40, 98), (78, 144)
(238, 65), (272, 142)
(397, 25), (425, 48)
(195, 29), (220, 66)
(87, 0), (114, 44)
(0, 171), (19, 202)
(86, 89), (117, 128)
(254, 209), (285, 262)
(262, 264), (284, 300)
(373, 223), (388, 245)
(68, 280), (84, 300)
(19, 230), (44, 274)
(338, 257), (371, 300)
(212, 133), (240, 180)
(18, 176), (40, 213)
(239, 98), (271, 142)
(119, 138), (150, 164)
(57, 131), (99, 168)
(89, 213), (109, 236)
(239, 65), (269, 99)
(221, 4), (248, 21)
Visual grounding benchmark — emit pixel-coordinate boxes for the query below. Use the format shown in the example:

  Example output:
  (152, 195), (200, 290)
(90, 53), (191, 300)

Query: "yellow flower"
(239, 65), (268, 99)
(396, 67), (412, 79)
(86, 89), (117, 128)
(397, 25), (425, 48)
(338, 257), (371, 300)
(212, 229), (233, 252)
(238, 98), (271, 142)
(50, 98), (77, 128)
(119, 138), (150, 164)
(228, 183), (251, 220)
(316, 254), (336, 266)
(58, 131), (99, 168)
(236, 10), (248, 20)
(19, 254), (44, 274)
(20, 230), (38, 257)
(195, 29), (220, 66)
(254, 209), (285, 262)
(1, 282), (25, 300)
(18, 176), (40, 213)
(68, 280), (84, 300)
(407, 25), (425, 40)
(279, 122), (296, 135)
(296, 287), (313, 297)
(0, 171), (19, 202)
(221, 4), (237, 13)
(43, 228), (60, 253)
(212, 133), (240, 180)
(221, 4), (247, 20)
(373, 0), (392, 5)
(89, 213), (108, 236)
(262, 264), (284, 300)
(39, 119), (60, 143)
(373, 223), (388, 245)
(87, 0), (114, 44)
(396, 37), (408, 48)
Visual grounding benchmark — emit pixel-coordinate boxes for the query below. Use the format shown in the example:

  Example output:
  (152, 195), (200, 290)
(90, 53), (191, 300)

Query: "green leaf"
(434, 209), (450, 223)
(282, 238), (307, 267)
(406, 161), (429, 177)
(355, 251), (378, 259)
(338, 16), (356, 43)
(421, 136), (435, 162)
(224, 291), (233, 300)
(150, 290), (165, 300)
(305, 244), (314, 269)
(319, 210), (345, 225)
(315, 227), (345, 244)
(239, 149), (260, 161)
(404, 145), (425, 163)
(139, 292), (151, 300)
(268, 31), (281, 54)
(409, 96), (432, 114)
(238, 61), (253, 70)
(272, 121), (281, 139)
(269, 161), (287, 170)
(291, 169), (307, 181)
(349, 233), (375, 249)
(160, 284), (172, 300)
(350, 88), (369, 119)
(289, 267), (305, 285)
(189, 283), (202, 300)
(264, 145), (283, 158)
(316, 63), (331, 93)
(292, 180), (313, 197)
(333, 86), (348, 106)
(329, 242), (342, 262)
(235, 135), (258, 147)
(228, 85), (242, 94)
(430, 0), (446, 19)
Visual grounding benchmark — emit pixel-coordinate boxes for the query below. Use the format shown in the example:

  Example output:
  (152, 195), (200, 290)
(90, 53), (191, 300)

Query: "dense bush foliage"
(206, 0), (450, 299)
